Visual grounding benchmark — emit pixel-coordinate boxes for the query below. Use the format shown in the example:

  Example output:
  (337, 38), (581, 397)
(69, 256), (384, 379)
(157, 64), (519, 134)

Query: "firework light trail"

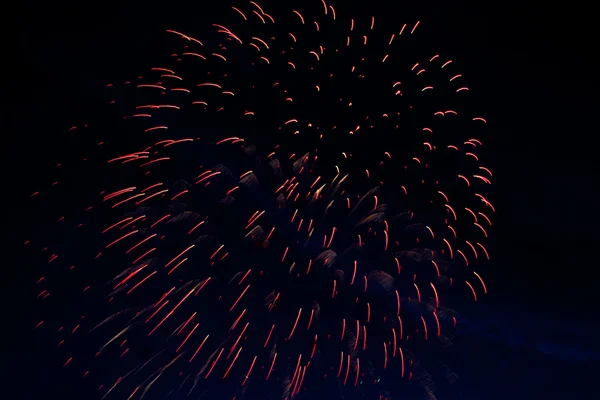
(28, 1), (494, 399)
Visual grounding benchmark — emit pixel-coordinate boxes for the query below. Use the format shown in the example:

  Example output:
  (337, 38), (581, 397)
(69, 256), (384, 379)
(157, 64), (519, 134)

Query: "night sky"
(5, 0), (598, 399)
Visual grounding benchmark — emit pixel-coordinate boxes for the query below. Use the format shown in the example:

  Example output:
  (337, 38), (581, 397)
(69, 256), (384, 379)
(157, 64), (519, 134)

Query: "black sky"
(5, 0), (599, 398)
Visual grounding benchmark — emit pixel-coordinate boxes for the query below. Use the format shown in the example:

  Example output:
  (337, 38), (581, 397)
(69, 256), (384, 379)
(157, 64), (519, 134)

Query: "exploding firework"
(29, 1), (493, 399)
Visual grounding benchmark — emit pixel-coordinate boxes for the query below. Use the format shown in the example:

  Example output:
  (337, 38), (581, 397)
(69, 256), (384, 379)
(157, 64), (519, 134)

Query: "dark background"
(4, 0), (598, 398)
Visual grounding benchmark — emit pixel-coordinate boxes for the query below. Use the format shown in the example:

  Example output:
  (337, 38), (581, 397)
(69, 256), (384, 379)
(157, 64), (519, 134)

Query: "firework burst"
(29, 1), (493, 399)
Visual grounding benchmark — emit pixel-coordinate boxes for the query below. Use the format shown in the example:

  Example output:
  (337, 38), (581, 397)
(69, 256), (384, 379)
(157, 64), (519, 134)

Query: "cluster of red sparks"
(29, 1), (493, 399)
